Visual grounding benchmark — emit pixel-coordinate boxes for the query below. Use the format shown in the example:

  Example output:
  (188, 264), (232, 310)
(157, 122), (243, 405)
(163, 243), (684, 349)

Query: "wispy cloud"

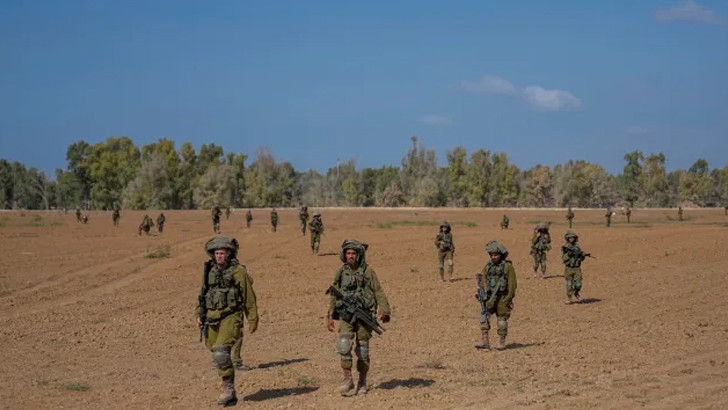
(459, 74), (582, 112)
(421, 115), (453, 126)
(460, 75), (517, 95)
(522, 86), (582, 111)
(656, 0), (726, 25)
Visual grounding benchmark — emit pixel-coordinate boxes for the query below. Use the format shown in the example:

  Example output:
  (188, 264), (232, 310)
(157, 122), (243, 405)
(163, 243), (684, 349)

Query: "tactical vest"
(310, 220), (323, 233)
(334, 263), (376, 312)
(203, 262), (243, 312)
(533, 233), (550, 251)
(563, 244), (584, 268)
(485, 260), (511, 295)
(437, 233), (453, 251)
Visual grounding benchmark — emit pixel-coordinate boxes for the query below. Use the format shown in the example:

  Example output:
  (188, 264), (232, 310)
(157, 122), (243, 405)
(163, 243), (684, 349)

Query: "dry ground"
(1, 208), (727, 410)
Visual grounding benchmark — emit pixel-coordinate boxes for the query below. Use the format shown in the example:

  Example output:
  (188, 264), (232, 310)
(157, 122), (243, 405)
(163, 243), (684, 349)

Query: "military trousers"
(336, 320), (372, 373)
(564, 267), (583, 297)
(271, 222), (277, 232)
(310, 232), (321, 253)
(204, 312), (242, 378)
(158, 223), (164, 233)
(300, 220), (307, 235)
(437, 250), (454, 279)
(212, 218), (220, 233)
(568, 219), (573, 228)
(479, 295), (512, 337)
(246, 219), (251, 228)
(532, 251), (547, 273)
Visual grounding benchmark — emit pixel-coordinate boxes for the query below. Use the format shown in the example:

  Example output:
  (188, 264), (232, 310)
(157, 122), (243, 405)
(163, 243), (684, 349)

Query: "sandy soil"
(1, 207), (727, 410)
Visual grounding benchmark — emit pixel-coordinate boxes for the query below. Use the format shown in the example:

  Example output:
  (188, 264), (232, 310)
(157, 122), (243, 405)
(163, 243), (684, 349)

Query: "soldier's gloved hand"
(377, 309), (390, 323)
(248, 320), (258, 334)
(196, 318), (202, 329)
(327, 316), (335, 332)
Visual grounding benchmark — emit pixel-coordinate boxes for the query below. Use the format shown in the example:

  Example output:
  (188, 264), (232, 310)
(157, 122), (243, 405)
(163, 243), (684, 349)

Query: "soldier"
(500, 214), (509, 230)
(566, 205), (575, 229)
(299, 206), (309, 236)
(196, 237), (258, 405)
(327, 239), (390, 396)
(434, 222), (456, 282)
(157, 212), (166, 233)
(270, 208), (278, 232)
(530, 222), (551, 279)
(112, 208), (120, 227)
(211, 205), (221, 234)
(625, 206), (632, 224)
(225, 206), (231, 220)
(76, 208), (82, 223)
(475, 240), (517, 351)
(724, 204), (728, 216)
(82, 213), (89, 224)
(138, 214), (154, 236)
(309, 212), (324, 255)
(678, 206), (683, 221)
(245, 209), (252, 228)
(605, 207), (612, 227)
(561, 230), (591, 305)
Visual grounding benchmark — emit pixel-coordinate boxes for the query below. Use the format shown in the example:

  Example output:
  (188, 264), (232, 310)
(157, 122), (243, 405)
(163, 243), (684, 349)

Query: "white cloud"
(421, 115), (453, 126)
(522, 86), (582, 111)
(460, 74), (517, 95)
(656, 0), (726, 25)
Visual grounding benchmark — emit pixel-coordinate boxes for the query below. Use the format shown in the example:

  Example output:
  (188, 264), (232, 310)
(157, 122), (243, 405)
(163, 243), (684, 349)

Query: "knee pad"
(497, 318), (508, 331)
(438, 263), (444, 270)
(479, 314), (490, 330)
(447, 259), (453, 267)
(565, 278), (573, 290)
(354, 340), (369, 361)
(574, 279), (582, 291)
(336, 333), (353, 355)
(212, 345), (232, 370)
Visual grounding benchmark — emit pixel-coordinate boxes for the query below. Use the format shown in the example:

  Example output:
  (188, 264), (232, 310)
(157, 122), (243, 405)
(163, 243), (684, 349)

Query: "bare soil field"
(1, 208), (727, 410)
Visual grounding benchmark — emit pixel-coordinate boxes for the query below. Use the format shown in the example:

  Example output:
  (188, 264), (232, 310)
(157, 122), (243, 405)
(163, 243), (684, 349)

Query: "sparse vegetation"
(298, 377), (318, 387)
(145, 243), (171, 259)
(22, 215), (44, 227)
(65, 383), (91, 392)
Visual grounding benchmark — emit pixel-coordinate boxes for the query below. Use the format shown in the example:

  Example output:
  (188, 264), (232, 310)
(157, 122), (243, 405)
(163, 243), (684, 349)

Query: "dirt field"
(1, 208), (727, 410)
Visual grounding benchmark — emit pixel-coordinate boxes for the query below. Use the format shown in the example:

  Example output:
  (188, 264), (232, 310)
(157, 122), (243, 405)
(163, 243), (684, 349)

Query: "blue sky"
(1, 0), (726, 176)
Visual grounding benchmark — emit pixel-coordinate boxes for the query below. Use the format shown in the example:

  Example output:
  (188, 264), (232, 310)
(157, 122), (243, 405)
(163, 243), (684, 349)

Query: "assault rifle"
(562, 246), (596, 259)
(475, 273), (488, 315)
(326, 286), (386, 335)
(198, 260), (213, 342)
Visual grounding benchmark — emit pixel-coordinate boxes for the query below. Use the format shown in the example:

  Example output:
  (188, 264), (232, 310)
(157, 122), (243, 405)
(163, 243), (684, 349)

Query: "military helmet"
(339, 239), (368, 264)
(205, 236), (240, 259)
(564, 230), (578, 241)
(440, 221), (451, 230)
(313, 211), (321, 217)
(536, 221), (550, 231)
(485, 240), (509, 257)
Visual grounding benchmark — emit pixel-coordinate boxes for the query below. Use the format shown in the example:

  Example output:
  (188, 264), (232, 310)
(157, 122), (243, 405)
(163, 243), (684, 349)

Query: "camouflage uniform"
(138, 215), (154, 236)
(76, 208), (81, 222)
(475, 240), (517, 351)
(500, 214), (509, 230)
(678, 206), (683, 221)
(299, 206), (309, 236)
(435, 222), (455, 282)
(327, 240), (390, 396)
(625, 206), (632, 224)
(270, 209), (278, 232)
(530, 223), (551, 278)
(197, 237), (258, 405)
(157, 213), (166, 233)
(566, 206), (574, 229)
(605, 208), (612, 227)
(561, 230), (590, 304)
(112, 208), (120, 227)
(245, 210), (252, 228)
(225, 207), (231, 220)
(724, 205), (727, 216)
(211, 206), (222, 234)
(309, 212), (324, 255)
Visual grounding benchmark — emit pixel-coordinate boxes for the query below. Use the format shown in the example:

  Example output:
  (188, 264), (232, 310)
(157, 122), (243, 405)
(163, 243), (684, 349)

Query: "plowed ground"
(1, 208), (727, 410)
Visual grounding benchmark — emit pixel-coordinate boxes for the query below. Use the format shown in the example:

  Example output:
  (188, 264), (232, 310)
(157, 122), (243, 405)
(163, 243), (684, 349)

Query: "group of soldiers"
(138, 213), (165, 236)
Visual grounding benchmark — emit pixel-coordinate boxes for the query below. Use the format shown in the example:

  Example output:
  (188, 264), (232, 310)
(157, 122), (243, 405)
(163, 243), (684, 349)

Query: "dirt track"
(1, 208), (727, 410)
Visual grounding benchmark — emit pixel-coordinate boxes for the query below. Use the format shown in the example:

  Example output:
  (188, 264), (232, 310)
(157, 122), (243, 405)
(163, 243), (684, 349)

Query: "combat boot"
(575, 292), (583, 302)
(496, 335), (507, 350)
(356, 371), (368, 395)
(339, 369), (354, 395)
(217, 375), (237, 405)
(475, 330), (490, 350)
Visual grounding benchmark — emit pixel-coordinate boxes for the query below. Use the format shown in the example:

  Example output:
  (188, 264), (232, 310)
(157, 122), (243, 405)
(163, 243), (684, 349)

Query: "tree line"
(1, 136), (726, 210)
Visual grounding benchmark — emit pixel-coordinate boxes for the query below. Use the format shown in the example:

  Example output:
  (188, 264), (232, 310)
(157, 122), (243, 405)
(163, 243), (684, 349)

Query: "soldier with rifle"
(196, 237), (258, 405)
(475, 240), (517, 351)
(326, 239), (390, 396)
(561, 230), (595, 304)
